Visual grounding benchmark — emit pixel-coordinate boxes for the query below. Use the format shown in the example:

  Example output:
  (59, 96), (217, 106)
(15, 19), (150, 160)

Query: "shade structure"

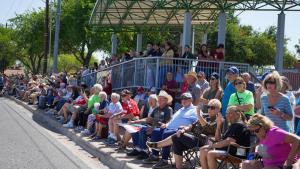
(90, 0), (300, 30)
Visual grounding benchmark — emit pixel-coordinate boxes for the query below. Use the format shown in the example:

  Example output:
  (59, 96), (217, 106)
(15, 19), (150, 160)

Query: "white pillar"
(192, 28), (195, 54)
(136, 33), (142, 52)
(275, 12), (285, 73)
(217, 12), (226, 46)
(182, 11), (192, 55)
(111, 34), (117, 55)
(201, 32), (208, 44)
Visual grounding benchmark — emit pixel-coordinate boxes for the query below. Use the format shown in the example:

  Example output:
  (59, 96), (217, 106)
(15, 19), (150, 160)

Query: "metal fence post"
(133, 59), (137, 87)
(143, 59), (147, 88)
(121, 64), (124, 88)
(155, 58), (160, 88)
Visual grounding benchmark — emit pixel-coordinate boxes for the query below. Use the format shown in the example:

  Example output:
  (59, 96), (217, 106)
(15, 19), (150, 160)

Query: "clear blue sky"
(1, 0), (299, 56)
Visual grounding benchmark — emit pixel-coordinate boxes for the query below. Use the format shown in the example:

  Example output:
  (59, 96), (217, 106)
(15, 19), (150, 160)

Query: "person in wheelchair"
(200, 106), (251, 169)
(243, 114), (300, 169)
(147, 99), (223, 169)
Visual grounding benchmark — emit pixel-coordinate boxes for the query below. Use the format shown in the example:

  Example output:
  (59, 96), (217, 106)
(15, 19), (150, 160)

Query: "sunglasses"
(207, 106), (216, 110)
(235, 82), (243, 85)
(210, 77), (217, 81)
(265, 80), (276, 84)
(251, 126), (261, 134)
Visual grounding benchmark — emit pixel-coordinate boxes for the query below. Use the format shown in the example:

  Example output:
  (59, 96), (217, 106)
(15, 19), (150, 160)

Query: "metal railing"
(81, 57), (251, 90)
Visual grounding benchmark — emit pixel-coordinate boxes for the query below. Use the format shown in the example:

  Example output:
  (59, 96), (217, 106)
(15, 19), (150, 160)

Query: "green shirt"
(228, 90), (254, 115)
(88, 94), (100, 109)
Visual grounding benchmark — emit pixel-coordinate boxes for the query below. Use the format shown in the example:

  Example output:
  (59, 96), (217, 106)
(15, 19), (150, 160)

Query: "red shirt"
(181, 82), (188, 93)
(163, 80), (177, 98)
(75, 98), (86, 106)
(122, 98), (140, 117)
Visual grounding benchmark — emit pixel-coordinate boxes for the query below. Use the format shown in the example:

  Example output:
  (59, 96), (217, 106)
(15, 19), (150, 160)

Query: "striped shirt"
(260, 95), (294, 132)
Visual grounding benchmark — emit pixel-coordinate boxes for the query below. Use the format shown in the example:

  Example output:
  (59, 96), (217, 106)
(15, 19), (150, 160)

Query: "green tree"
(295, 39), (300, 57)
(10, 10), (45, 74)
(0, 26), (16, 72)
(59, 0), (111, 66)
(48, 54), (98, 73)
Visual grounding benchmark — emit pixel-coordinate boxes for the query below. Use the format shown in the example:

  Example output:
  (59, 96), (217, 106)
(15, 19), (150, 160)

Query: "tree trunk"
(83, 51), (93, 67)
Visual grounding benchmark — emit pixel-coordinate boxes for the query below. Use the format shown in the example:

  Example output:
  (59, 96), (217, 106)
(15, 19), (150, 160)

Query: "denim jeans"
(150, 128), (176, 160)
(131, 125), (148, 150)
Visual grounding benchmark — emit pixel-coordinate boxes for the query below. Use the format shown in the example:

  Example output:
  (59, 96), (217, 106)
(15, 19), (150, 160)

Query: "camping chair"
(183, 134), (214, 169)
(183, 146), (201, 169)
(216, 142), (252, 169)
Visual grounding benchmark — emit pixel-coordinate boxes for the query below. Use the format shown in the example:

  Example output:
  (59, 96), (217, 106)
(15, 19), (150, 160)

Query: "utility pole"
(52, 0), (62, 74)
(43, 0), (50, 75)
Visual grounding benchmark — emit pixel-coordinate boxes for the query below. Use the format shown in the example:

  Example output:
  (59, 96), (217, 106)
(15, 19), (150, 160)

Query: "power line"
(5, 0), (17, 21)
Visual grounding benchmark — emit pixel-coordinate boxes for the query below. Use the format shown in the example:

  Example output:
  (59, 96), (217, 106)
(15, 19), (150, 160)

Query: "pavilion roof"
(90, 0), (300, 31)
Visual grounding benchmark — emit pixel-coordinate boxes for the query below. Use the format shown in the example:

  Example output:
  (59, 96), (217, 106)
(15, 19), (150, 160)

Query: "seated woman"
(90, 91), (110, 140)
(62, 88), (90, 127)
(147, 99), (223, 169)
(109, 90), (140, 145)
(200, 106), (251, 169)
(228, 77), (255, 120)
(243, 114), (300, 169)
(199, 72), (223, 115)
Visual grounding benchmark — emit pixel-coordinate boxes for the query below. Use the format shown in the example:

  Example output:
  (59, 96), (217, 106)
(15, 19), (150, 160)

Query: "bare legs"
(200, 146), (224, 169)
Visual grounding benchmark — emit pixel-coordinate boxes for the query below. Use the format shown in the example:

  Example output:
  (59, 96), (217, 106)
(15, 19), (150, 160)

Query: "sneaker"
(143, 155), (159, 164)
(81, 129), (92, 136)
(146, 141), (160, 151)
(58, 118), (65, 124)
(137, 151), (149, 160)
(91, 136), (101, 141)
(105, 137), (116, 145)
(74, 126), (84, 132)
(152, 159), (169, 169)
(63, 122), (74, 128)
(115, 145), (126, 152)
(127, 149), (140, 156)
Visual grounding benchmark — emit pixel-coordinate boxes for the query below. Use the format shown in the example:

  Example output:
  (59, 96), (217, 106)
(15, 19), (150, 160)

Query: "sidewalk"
(8, 96), (155, 169)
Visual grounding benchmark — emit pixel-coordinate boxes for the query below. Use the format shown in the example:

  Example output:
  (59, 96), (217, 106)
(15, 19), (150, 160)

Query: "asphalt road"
(0, 97), (107, 169)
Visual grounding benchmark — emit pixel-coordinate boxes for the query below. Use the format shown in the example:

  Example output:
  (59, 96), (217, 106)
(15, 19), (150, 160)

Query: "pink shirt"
(260, 126), (299, 167)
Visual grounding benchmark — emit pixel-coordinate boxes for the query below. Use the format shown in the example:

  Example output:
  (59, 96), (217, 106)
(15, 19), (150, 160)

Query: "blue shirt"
(260, 95), (293, 132)
(167, 104), (197, 130)
(221, 82), (236, 115)
(246, 81), (255, 96)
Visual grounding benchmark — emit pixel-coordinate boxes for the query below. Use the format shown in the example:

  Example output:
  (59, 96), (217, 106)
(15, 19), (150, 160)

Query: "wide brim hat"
(158, 90), (173, 104)
(185, 71), (198, 81)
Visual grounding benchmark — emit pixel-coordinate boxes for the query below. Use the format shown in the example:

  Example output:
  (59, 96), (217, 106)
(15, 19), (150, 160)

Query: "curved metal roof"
(90, 0), (300, 30)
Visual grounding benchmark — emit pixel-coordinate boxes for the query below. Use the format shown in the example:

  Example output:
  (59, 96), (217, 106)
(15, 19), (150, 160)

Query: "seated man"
(200, 106), (251, 169)
(147, 99), (223, 169)
(126, 91), (173, 159)
(144, 92), (197, 169)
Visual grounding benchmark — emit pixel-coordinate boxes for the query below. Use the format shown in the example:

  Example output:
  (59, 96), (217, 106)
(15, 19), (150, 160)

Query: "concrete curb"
(7, 96), (132, 169)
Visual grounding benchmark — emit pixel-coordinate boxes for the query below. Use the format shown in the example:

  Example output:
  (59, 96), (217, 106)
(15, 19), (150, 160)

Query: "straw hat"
(158, 90), (173, 104)
(185, 71), (198, 81)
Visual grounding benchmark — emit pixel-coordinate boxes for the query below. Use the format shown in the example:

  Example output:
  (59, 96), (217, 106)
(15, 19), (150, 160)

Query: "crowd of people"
(1, 61), (300, 169)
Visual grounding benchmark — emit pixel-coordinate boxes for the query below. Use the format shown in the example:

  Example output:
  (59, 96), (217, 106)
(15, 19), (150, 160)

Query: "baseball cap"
(180, 92), (193, 100)
(226, 66), (239, 74)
